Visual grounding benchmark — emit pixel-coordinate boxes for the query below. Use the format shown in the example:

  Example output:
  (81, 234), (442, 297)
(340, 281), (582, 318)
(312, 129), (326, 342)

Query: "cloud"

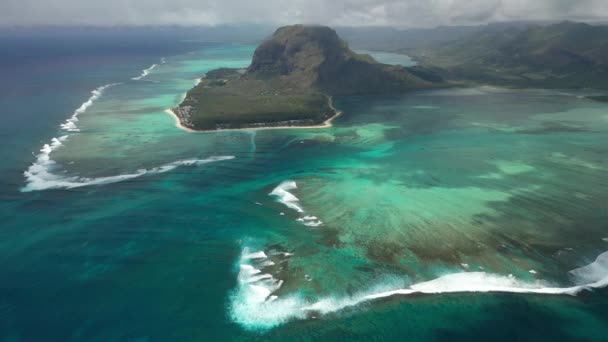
(1, 0), (607, 27)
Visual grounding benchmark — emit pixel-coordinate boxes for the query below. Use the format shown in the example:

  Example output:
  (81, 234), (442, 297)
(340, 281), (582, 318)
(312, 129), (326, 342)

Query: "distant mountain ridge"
(406, 21), (608, 89)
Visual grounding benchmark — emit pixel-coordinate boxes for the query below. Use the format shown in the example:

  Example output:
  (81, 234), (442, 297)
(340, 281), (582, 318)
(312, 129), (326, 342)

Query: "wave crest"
(60, 83), (118, 133)
(230, 249), (608, 330)
(132, 58), (166, 81)
(23, 155), (234, 192)
(269, 181), (324, 226)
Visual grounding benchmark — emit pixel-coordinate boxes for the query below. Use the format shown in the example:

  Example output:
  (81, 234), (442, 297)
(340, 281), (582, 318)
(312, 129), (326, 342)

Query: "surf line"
(269, 180), (323, 227)
(132, 57), (166, 81)
(230, 249), (608, 329)
(22, 83), (234, 191)
(24, 83), (115, 191)
(23, 155), (234, 191)
(60, 83), (119, 132)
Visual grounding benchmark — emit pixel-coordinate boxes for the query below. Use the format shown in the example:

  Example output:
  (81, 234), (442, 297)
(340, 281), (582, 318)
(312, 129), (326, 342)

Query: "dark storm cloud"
(1, 0), (607, 27)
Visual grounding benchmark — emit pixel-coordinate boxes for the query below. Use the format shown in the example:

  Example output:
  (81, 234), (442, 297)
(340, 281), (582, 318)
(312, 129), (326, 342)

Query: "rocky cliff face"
(246, 25), (436, 95)
(248, 25), (348, 76)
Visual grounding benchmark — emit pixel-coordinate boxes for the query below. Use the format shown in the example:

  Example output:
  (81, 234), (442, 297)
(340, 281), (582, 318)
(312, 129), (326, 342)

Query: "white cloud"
(1, 0), (607, 27)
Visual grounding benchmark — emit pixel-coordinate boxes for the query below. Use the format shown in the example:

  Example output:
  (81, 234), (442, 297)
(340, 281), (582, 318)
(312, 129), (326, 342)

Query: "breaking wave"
(132, 58), (165, 80)
(269, 181), (323, 226)
(23, 83), (117, 190)
(230, 249), (608, 330)
(230, 247), (292, 329)
(269, 181), (303, 212)
(23, 81), (234, 191)
(60, 83), (118, 132)
(23, 154), (234, 192)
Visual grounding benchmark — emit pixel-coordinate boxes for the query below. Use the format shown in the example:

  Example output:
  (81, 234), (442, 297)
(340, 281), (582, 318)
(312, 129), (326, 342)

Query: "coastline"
(164, 109), (198, 132)
(164, 96), (342, 133)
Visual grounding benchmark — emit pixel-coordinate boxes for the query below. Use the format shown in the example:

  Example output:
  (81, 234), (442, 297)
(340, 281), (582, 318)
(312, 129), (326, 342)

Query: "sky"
(1, 0), (608, 27)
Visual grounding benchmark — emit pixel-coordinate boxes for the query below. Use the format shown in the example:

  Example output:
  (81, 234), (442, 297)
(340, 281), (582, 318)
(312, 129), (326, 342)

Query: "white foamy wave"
(569, 251), (608, 285)
(132, 64), (157, 80)
(230, 251), (608, 330)
(269, 181), (324, 226)
(60, 83), (118, 132)
(22, 156), (234, 192)
(243, 251), (268, 260)
(269, 181), (303, 213)
(132, 58), (165, 80)
(23, 77), (230, 192)
(25, 83), (123, 190)
(301, 215), (323, 227)
(231, 248), (292, 328)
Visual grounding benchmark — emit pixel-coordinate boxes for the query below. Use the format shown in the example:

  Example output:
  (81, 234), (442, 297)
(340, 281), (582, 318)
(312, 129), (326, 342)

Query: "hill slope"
(406, 22), (608, 89)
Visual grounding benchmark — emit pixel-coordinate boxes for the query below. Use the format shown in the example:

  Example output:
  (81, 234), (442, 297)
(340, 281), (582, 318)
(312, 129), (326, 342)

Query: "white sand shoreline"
(164, 96), (342, 133)
(164, 109), (197, 132)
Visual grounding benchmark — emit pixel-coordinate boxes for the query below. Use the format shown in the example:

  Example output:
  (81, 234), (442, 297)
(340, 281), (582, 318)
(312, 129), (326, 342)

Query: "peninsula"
(171, 25), (444, 131)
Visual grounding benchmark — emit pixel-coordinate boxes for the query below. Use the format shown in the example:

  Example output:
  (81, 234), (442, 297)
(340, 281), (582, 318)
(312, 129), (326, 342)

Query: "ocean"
(1, 29), (607, 341)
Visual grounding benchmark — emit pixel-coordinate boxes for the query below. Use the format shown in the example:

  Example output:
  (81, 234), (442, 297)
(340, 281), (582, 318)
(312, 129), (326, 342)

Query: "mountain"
(405, 21), (608, 89)
(173, 25), (444, 131)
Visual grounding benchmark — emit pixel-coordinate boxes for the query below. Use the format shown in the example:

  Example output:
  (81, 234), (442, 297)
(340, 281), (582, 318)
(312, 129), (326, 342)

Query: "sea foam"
(23, 79), (235, 191)
(132, 58), (166, 81)
(231, 247), (294, 329)
(23, 83), (116, 190)
(23, 156), (234, 192)
(269, 181), (303, 213)
(230, 250), (608, 330)
(269, 181), (324, 226)
(60, 83), (119, 132)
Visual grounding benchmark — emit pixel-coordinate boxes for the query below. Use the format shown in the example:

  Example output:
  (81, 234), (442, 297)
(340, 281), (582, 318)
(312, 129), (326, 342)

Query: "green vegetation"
(175, 25), (444, 131)
(405, 21), (608, 89)
(179, 69), (332, 130)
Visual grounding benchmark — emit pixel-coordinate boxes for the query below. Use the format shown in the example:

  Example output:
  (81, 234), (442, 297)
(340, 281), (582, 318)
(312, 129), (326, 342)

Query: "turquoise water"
(2, 41), (608, 340)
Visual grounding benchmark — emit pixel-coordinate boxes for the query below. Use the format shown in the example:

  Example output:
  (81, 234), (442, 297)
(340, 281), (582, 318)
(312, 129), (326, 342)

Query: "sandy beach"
(164, 109), (198, 132)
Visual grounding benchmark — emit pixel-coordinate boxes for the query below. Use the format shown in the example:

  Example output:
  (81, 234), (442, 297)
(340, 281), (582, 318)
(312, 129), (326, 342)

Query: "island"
(170, 25), (445, 131)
